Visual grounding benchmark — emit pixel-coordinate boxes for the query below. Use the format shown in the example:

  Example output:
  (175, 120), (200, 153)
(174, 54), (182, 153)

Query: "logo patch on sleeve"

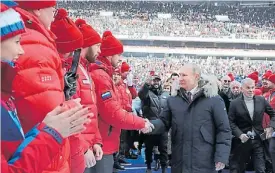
(101, 91), (112, 100)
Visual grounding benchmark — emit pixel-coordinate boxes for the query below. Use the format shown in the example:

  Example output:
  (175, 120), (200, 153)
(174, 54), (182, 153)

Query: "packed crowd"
(126, 56), (275, 90)
(2, 1), (275, 173)
(58, 1), (275, 39)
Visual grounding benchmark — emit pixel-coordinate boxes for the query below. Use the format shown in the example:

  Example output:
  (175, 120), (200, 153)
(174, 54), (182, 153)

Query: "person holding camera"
(228, 78), (275, 173)
(138, 74), (169, 173)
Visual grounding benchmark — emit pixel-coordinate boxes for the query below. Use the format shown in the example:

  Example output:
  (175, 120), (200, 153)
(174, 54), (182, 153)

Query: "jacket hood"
(198, 74), (220, 98)
(173, 74), (220, 98)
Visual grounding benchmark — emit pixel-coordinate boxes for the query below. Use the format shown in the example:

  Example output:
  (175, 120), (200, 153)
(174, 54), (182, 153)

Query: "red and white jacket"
(89, 56), (145, 154)
(62, 56), (102, 173)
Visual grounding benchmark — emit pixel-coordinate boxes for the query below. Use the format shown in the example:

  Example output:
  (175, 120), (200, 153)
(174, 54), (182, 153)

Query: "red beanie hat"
(268, 74), (275, 84)
(16, 0), (56, 10)
(247, 73), (259, 84)
(252, 71), (259, 76)
(262, 71), (273, 80)
(100, 31), (123, 57)
(228, 73), (234, 81)
(75, 19), (102, 48)
(254, 89), (262, 96)
(121, 62), (130, 73)
(50, 8), (83, 54)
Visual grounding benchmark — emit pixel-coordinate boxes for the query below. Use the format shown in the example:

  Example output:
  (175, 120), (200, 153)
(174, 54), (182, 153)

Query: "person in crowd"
(219, 75), (234, 112)
(112, 68), (129, 171)
(120, 62), (140, 159)
(148, 64), (231, 173)
(229, 78), (275, 173)
(261, 70), (273, 97)
(230, 81), (242, 99)
(121, 61), (138, 99)
(88, 30), (154, 173)
(74, 18), (107, 171)
(138, 74), (169, 173)
(8, 0), (75, 172)
(50, 8), (103, 173)
(0, 2), (91, 172)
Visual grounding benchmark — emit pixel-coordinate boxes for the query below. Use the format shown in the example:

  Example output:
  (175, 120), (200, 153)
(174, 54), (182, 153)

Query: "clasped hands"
(140, 119), (155, 134)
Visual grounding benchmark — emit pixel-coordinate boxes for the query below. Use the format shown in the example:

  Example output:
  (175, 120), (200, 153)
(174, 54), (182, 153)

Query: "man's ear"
(32, 9), (41, 17)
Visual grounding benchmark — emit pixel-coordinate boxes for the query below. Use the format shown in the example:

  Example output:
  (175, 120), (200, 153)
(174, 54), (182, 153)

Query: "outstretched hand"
(140, 119), (154, 134)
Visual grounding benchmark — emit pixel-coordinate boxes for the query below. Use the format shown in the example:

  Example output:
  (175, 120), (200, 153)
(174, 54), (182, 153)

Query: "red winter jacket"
(128, 85), (138, 99)
(1, 62), (64, 173)
(12, 8), (70, 173)
(116, 81), (133, 112)
(263, 89), (275, 128)
(62, 57), (102, 173)
(89, 56), (145, 154)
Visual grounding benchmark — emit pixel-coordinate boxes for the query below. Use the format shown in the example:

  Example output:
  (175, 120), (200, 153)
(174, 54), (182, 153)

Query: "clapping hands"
(140, 119), (155, 134)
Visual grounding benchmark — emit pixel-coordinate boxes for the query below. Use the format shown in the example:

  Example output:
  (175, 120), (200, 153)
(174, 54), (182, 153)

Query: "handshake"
(140, 119), (155, 134)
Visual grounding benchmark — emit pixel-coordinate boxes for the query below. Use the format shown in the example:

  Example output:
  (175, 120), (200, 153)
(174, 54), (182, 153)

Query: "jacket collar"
(1, 62), (17, 94)
(15, 7), (56, 45)
(90, 56), (114, 77)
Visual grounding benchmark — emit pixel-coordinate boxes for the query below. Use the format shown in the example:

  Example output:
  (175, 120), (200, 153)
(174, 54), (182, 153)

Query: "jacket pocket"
(200, 125), (214, 145)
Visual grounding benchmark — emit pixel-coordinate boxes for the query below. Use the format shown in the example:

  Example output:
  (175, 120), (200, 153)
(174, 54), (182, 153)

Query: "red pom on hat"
(252, 71), (259, 76)
(54, 8), (67, 20)
(268, 74), (275, 84)
(50, 8), (83, 54)
(100, 30), (123, 57)
(103, 31), (112, 38)
(75, 18), (102, 48)
(121, 62), (130, 73)
(75, 18), (86, 26)
(247, 73), (259, 84)
(16, 0), (56, 10)
(262, 71), (273, 80)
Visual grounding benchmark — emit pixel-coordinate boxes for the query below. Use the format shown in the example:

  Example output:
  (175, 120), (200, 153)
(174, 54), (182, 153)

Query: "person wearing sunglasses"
(219, 75), (234, 113)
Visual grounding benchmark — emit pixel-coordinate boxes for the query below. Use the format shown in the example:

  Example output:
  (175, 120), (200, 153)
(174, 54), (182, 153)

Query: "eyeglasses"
(232, 86), (240, 89)
(224, 80), (231, 83)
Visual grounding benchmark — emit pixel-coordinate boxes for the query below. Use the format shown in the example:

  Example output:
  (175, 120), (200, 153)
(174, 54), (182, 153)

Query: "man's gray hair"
(230, 81), (241, 88)
(241, 78), (255, 86)
(184, 63), (201, 76)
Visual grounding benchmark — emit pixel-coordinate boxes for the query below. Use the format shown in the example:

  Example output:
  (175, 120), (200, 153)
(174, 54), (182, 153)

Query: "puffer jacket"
(1, 62), (65, 173)
(116, 80), (133, 112)
(89, 56), (145, 154)
(139, 84), (169, 120)
(263, 88), (275, 128)
(62, 56), (102, 173)
(12, 8), (70, 173)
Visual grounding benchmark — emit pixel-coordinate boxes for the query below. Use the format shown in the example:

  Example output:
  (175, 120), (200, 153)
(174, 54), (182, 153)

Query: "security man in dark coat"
(229, 78), (275, 173)
(139, 75), (169, 173)
(144, 64), (232, 173)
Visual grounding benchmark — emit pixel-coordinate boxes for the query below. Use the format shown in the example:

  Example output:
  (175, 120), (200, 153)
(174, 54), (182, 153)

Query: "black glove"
(64, 72), (78, 100)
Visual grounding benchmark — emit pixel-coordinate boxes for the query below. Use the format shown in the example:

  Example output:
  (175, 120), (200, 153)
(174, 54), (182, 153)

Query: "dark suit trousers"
(144, 133), (168, 167)
(229, 138), (265, 173)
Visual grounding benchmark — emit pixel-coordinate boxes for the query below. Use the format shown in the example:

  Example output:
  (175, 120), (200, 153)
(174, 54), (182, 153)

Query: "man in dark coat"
(143, 64), (232, 173)
(229, 78), (275, 173)
(139, 75), (169, 173)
